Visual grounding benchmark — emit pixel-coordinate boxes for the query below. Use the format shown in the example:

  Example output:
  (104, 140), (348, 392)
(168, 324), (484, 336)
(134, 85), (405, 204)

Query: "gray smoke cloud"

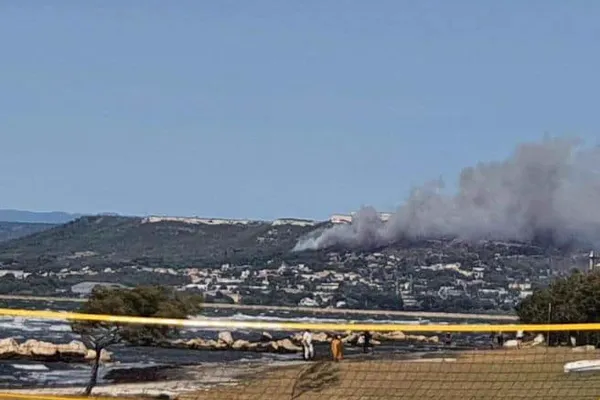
(293, 137), (600, 251)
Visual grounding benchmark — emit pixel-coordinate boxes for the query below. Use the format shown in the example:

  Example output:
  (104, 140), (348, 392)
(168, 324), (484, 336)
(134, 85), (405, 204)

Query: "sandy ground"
(181, 347), (600, 400)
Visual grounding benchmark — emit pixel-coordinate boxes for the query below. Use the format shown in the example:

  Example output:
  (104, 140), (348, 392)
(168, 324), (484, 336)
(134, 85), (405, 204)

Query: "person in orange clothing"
(331, 334), (343, 361)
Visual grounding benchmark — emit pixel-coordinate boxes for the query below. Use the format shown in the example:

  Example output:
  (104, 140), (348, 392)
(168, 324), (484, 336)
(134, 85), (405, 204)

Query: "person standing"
(331, 334), (343, 361)
(363, 331), (372, 354)
(302, 329), (314, 361)
(497, 332), (504, 348)
(444, 333), (452, 347)
(516, 330), (524, 349)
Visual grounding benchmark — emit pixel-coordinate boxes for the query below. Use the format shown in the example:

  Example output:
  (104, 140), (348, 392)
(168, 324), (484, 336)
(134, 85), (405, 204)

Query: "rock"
(312, 332), (329, 343)
(84, 349), (112, 363)
(246, 342), (260, 351)
(531, 334), (545, 347)
(262, 338), (301, 353)
(573, 345), (596, 352)
(232, 340), (250, 350)
(276, 339), (301, 353)
(290, 332), (302, 343)
(185, 338), (207, 349)
(344, 333), (360, 345)
(290, 331), (329, 344)
(383, 331), (406, 341)
(213, 340), (229, 350)
(0, 338), (20, 359)
(170, 339), (187, 348)
(428, 336), (440, 344)
(57, 340), (87, 359)
(19, 339), (58, 358)
(218, 331), (234, 346)
(0, 337), (109, 363)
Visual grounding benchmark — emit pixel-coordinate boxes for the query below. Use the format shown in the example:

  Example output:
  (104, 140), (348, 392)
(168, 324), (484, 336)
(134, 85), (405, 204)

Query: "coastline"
(0, 295), (517, 321)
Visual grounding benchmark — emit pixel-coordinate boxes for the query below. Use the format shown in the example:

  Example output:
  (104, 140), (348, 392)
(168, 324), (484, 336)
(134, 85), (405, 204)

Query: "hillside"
(0, 209), (80, 224)
(0, 221), (57, 243)
(0, 215), (323, 271)
(0, 214), (591, 312)
(0, 215), (586, 274)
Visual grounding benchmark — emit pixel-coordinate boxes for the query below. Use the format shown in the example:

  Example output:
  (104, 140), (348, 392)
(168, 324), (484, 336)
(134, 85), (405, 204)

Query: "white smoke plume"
(293, 137), (600, 251)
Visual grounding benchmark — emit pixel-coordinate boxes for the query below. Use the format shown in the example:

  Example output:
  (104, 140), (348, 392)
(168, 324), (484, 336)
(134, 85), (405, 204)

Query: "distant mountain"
(0, 209), (81, 224)
(0, 221), (57, 243)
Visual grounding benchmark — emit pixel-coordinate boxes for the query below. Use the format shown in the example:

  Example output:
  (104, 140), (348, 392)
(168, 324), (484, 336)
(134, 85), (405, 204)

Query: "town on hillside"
(0, 213), (593, 314)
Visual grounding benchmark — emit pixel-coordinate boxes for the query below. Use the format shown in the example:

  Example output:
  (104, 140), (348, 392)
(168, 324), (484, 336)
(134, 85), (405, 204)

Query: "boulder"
(185, 338), (207, 349)
(232, 340), (250, 350)
(262, 339), (300, 353)
(218, 331), (234, 346)
(84, 349), (112, 363)
(344, 333), (360, 345)
(290, 331), (329, 344)
(170, 339), (188, 348)
(0, 338), (20, 359)
(213, 340), (229, 350)
(290, 332), (302, 343)
(275, 339), (302, 353)
(531, 334), (545, 347)
(57, 341), (88, 359)
(383, 331), (406, 341)
(19, 339), (58, 358)
(313, 332), (329, 343)
(0, 338), (110, 363)
(573, 345), (596, 353)
(428, 336), (440, 344)
(246, 342), (261, 351)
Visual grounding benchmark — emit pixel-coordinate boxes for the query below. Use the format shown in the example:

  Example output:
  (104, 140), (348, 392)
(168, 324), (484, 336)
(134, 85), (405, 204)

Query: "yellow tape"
(0, 307), (597, 332)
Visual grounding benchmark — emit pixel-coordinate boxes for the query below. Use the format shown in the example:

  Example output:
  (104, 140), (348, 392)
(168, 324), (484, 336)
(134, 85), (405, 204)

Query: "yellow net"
(0, 308), (599, 399)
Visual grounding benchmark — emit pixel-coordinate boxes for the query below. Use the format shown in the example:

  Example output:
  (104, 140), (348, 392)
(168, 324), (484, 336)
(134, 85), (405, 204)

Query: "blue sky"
(1, 1), (599, 220)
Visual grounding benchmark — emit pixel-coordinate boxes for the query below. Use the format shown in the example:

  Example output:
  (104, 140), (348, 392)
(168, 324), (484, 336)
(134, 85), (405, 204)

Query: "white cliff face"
(272, 219), (316, 227)
(142, 215), (316, 226)
(142, 216), (253, 225)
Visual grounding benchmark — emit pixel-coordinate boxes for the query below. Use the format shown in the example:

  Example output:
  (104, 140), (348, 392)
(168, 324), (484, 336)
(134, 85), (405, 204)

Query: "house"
(71, 282), (128, 297)
(299, 297), (319, 307)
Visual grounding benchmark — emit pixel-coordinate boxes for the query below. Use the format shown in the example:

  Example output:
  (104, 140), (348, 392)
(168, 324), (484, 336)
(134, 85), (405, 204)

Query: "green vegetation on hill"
(0, 214), (589, 313)
(0, 215), (322, 270)
(0, 221), (57, 243)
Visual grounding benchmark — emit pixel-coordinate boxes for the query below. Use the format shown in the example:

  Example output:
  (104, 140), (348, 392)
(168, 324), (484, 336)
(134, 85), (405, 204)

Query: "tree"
(516, 270), (600, 346)
(71, 285), (202, 396)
